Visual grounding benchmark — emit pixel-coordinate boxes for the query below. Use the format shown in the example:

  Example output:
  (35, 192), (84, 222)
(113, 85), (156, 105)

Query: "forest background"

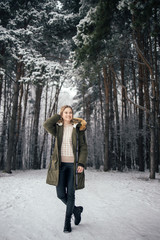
(0, 0), (160, 179)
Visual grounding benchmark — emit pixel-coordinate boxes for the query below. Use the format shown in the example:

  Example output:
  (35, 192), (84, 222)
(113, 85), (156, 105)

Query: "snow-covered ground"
(0, 169), (160, 240)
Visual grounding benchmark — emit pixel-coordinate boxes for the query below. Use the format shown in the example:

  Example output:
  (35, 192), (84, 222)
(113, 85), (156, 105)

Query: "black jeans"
(56, 162), (75, 218)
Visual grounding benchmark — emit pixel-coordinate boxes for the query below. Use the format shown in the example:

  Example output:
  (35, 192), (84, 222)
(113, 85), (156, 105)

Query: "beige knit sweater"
(61, 124), (74, 163)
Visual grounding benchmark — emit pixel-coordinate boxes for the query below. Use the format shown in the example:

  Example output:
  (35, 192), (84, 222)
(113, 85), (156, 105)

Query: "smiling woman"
(60, 105), (73, 124)
(43, 105), (88, 233)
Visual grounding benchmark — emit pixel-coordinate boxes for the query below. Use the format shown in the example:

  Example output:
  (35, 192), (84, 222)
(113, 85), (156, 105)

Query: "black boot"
(73, 206), (83, 225)
(63, 216), (72, 233)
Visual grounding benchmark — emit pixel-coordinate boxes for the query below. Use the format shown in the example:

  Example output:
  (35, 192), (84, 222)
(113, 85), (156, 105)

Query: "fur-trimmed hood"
(73, 117), (87, 131)
(57, 117), (87, 131)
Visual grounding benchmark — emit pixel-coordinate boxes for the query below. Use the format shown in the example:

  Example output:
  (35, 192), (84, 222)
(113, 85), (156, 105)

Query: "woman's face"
(62, 107), (73, 124)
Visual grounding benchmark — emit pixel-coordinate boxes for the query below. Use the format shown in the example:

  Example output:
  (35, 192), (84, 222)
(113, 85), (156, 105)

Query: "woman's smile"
(62, 108), (73, 124)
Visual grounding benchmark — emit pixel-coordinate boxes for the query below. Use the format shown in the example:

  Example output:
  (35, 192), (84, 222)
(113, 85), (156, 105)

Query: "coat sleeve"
(43, 114), (61, 136)
(78, 131), (88, 168)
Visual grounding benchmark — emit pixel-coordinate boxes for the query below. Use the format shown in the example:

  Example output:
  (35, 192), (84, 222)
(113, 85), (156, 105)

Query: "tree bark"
(154, 34), (159, 172)
(85, 95), (93, 167)
(109, 72), (114, 170)
(0, 46), (5, 106)
(121, 59), (127, 121)
(120, 59), (127, 170)
(112, 70), (121, 170)
(103, 66), (110, 171)
(32, 84), (43, 169)
(5, 59), (22, 173)
(150, 111), (155, 179)
(132, 61), (137, 115)
(98, 74), (105, 162)
(0, 74), (7, 170)
(12, 81), (24, 170)
(0, 74), (3, 106)
(138, 63), (144, 171)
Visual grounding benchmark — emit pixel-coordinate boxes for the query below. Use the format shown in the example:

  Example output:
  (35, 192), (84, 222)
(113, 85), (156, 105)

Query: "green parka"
(43, 114), (88, 190)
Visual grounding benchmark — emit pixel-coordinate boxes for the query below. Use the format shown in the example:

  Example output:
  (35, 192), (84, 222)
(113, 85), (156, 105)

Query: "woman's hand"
(77, 166), (84, 173)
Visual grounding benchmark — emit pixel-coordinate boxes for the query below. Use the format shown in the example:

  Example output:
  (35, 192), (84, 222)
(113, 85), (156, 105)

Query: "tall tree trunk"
(93, 104), (98, 169)
(150, 111), (155, 179)
(121, 59), (127, 170)
(98, 74), (105, 162)
(17, 83), (29, 169)
(136, 34), (145, 172)
(0, 75), (7, 170)
(154, 5), (160, 172)
(121, 59), (127, 121)
(138, 64), (144, 171)
(5, 59), (22, 173)
(109, 72), (114, 170)
(0, 46), (5, 106)
(41, 84), (49, 169)
(143, 66), (150, 169)
(103, 66), (110, 171)
(112, 70), (121, 170)
(12, 81), (24, 170)
(85, 95), (93, 167)
(0, 73), (3, 106)
(32, 84), (43, 169)
(154, 36), (159, 172)
(132, 61), (137, 115)
(150, 64), (156, 179)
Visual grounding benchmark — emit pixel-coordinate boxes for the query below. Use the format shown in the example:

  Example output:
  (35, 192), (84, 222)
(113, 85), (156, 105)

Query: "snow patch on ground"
(0, 169), (160, 240)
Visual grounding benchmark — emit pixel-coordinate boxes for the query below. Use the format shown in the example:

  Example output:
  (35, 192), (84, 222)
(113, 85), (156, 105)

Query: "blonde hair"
(59, 105), (73, 117)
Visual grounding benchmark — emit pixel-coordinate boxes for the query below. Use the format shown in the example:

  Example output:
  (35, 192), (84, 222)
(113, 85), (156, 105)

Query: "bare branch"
(134, 41), (154, 79)
(109, 64), (150, 114)
(120, 58), (145, 65)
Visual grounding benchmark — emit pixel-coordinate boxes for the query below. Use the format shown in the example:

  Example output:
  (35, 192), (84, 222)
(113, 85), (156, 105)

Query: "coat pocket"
(51, 159), (58, 170)
(46, 150), (59, 186)
(46, 168), (59, 186)
(77, 171), (85, 190)
(50, 151), (58, 170)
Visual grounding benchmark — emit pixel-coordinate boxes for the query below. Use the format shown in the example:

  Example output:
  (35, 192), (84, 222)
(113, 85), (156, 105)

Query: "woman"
(43, 105), (88, 233)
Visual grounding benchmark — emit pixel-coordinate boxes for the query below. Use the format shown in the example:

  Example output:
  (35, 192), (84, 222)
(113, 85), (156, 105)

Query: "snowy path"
(0, 169), (160, 240)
